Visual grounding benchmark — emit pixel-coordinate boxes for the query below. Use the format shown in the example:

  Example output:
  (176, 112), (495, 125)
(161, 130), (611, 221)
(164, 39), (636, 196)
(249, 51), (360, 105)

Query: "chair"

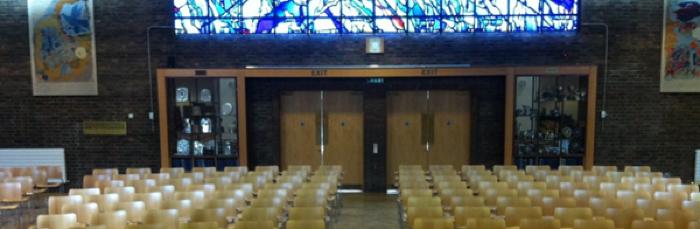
(190, 208), (228, 227)
(60, 202), (98, 225)
(84, 193), (120, 212)
(496, 196), (531, 215)
(413, 218), (454, 229)
(464, 217), (506, 229)
(179, 221), (220, 229)
(630, 220), (674, 229)
(573, 218), (615, 229)
(116, 201), (146, 223)
(554, 207), (593, 228)
(89, 210), (128, 229)
(454, 206), (491, 228)
(192, 167), (217, 178)
(160, 167), (185, 179)
(519, 218), (561, 229)
(229, 220), (275, 229)
(104, 186), (135, 202)
(183, 172), (206, 184)
(145, 173), (171, 186)
(132, 192), (163, 210)
(205, 198), (244, 218)
(504, 206), (542, 227)
(48, 195), (83, 214)
(113, 174), (141, 186)
(126, 167), (152, 177)
(406, 207), (443, 227)
(406, 196), (442, 208)
(606, 208), (645, 229)
(161, 199), (193, 220)
(656, 208), (688, 229)
(239, 207), (283, 225)
(399, 189), (433, 205)
(0, 181), (27, 207)
(589, 197), (623, 217)
(289, 207), (326, 220)
(69, 188), (101, 197)
(92, 168), (118, 176)
(624, 166), (651, 173)
(83, 174), (111, 188)
(143, 209), (179, 228)
(36, 213), (79, 229)
(175, 191), (206, 209)
(286, 219), (326, 229)
(224, 166), (248, 175)
(133, 179), (157, 193)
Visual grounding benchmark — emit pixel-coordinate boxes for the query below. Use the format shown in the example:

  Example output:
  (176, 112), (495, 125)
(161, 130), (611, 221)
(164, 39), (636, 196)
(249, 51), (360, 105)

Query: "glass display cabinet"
(161, 76), (240, 171)
(513, 75), (591, 169)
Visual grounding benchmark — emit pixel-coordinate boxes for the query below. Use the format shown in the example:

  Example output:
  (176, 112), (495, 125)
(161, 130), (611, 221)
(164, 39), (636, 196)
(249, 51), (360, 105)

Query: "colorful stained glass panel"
(174, 0), (579, 34)
(375, 0), (407, 16)
(442, 16), (475, 32)
(375, 17), (407, 33)
(408, 17), (441, 33)
(408, 0), (441, 16)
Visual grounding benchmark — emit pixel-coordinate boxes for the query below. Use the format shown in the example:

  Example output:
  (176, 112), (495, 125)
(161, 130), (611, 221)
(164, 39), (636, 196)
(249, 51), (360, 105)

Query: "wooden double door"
(387, 91), (472, 184)
(280, 91), (364, 186)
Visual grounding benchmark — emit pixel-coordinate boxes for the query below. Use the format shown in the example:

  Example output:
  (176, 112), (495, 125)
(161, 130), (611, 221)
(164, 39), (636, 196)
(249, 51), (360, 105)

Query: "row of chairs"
(32, 165), (343, 229)
(396, 164), (699, 229)
(0, 165), (66, 228)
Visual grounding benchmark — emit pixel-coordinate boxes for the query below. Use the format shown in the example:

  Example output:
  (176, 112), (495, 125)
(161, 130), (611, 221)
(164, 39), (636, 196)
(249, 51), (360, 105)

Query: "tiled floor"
(0, 193), (400, 229)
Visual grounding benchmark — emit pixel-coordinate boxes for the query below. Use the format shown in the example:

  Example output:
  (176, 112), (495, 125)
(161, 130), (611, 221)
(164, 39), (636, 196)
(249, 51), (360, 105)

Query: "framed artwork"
(28, 0), (98, 96)
(661, 0), (700, 92)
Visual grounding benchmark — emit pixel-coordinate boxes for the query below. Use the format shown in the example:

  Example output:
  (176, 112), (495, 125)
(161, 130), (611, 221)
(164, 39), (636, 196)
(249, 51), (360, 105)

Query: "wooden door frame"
(158, 65), (598, 169)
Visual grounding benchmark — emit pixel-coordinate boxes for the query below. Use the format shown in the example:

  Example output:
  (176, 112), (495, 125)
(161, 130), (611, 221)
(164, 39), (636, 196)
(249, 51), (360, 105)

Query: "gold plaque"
(83, 121), (127, 136)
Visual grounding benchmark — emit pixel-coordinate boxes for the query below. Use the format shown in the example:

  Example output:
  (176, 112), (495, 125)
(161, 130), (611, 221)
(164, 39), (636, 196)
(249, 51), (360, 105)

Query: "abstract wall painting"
(661, 0), (700, 92)
(28, 0), (98, 96)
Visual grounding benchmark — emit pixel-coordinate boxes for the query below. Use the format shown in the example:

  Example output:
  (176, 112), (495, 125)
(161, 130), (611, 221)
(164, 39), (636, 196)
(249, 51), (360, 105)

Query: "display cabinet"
(158, 74), (242, 171)
(513, 74), (594, 169)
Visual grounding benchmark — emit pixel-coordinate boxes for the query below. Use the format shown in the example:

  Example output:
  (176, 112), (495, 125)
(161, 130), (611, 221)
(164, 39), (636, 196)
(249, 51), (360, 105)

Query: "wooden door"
(428, 91), (471, 167)
(281, 91), (322, 170)
(387, 91), (428, 184)
(324, 91), (364, 186)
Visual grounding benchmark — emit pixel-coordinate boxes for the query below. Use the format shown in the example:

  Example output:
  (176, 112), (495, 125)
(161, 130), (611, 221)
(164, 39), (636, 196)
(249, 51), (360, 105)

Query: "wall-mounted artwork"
(28, 0), (98, 96)
(661, 0), (700, 92)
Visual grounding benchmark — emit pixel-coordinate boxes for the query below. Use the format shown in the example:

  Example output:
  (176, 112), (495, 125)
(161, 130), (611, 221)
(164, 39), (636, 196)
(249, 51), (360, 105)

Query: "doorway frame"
(158, 65), (597, 169)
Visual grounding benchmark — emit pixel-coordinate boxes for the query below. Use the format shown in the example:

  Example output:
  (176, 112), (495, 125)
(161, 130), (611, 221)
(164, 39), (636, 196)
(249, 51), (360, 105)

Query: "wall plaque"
(83, 121), (127, 136)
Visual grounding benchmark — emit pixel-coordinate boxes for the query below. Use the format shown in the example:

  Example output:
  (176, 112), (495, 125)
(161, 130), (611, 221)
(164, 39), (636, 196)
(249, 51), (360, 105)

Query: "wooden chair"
(229, 220), (275, 229)
(36, 213), (79, 229)
(553, 207), (593, 228)
(132, 192), (163, 210)
(161, 199), (193, 220)
(88, 210), (128, 229)
(504, 206), (542, 227)
(286, 219), (326, 229)
(519, 218), (561, 229)
(454, 206), (491, 228)
(92, 168), (119, 176)
(68, 188), (101, 197)
(464, 217), (506, 229)
(495, 196), (531, 215)
(175, 191), (206, 209)
(179, 221), (220, 229)
(160, 167), (185, 179)
(630, 220), (674, 229)
(406, 207), (443, 227)
(413, 218), (454, 229)
(606, 208), (645, 229)
(239, 207), (283, 226)
(126, 167), (152, 177)
(116, 201), (146, 223)
(84, 193), (120, 212)
(143, 209), (179, 229)
(48, 195), (83, 214)
(192, 167), (217, 178)
(573, 218), (615, 229)
(60, 202), (98, 225)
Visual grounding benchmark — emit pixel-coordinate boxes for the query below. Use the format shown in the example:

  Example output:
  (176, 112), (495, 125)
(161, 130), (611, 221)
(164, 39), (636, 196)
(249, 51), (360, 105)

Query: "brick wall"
(1, 0), (698, 185)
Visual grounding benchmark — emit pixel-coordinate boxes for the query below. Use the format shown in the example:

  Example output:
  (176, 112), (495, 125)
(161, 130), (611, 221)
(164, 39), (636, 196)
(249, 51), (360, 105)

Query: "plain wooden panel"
(387, 91), (428, 185)
(429, 91), (471, 168)
(281, 91), (322, 171)
(324, 91), (364, 186)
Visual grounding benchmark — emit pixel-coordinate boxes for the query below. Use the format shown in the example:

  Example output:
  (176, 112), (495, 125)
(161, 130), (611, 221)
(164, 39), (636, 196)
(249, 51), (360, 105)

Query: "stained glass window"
(173, 0), (579, 34)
